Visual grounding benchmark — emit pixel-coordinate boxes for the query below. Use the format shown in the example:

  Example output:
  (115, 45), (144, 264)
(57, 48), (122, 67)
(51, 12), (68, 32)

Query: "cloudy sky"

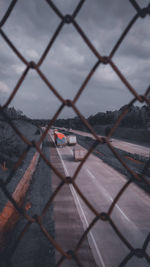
(0, 0), (149, 119)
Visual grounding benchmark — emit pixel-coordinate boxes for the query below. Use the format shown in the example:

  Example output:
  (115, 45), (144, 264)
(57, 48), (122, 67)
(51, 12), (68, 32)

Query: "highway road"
(65, 129), (150, 158)
(50, 130), (150, 267)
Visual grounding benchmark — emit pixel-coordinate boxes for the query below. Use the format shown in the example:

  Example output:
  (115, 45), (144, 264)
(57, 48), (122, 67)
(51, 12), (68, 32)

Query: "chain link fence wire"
(0, 0), (150, 266)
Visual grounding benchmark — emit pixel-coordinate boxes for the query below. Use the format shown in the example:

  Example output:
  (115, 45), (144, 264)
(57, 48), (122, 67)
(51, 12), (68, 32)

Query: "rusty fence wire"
(0, 0), (150, 266)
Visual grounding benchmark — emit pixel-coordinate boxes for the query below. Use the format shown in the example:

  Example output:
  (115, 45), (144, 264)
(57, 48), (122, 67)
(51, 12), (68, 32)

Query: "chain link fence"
(0, 0), (150, 266)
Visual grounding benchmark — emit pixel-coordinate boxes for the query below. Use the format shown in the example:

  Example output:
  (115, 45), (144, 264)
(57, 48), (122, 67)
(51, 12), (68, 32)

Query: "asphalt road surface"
(60, 128), (150, 160)
(67, 129), (150, 158)
(50, 130), (150, 267)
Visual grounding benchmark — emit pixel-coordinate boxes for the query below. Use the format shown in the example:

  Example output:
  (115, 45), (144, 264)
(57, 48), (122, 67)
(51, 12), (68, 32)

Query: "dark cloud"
(0, 0), (149, 118)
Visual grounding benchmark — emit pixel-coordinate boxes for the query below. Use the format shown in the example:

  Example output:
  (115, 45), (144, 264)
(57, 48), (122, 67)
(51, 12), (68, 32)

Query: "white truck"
(67, 135), (77, 146)
(74, 148), (85, 161)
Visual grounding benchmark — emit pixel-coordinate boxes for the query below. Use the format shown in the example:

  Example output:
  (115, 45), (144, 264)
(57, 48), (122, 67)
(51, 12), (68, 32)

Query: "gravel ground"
(0, 120), (55, 266)
(1, 142), (55, 267)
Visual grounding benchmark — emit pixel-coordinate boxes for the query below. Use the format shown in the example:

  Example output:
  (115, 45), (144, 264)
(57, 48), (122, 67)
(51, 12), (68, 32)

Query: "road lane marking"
(86, 169), (144, 237)
(70, 185), (106, 267)
(51, 134), (142, 233)
(50, 132), (148, 249)
(57, 143), (134, 225)
(50, 133), (70, 176)
(86, 169), (130, 222)
(50, 133), (106, 267)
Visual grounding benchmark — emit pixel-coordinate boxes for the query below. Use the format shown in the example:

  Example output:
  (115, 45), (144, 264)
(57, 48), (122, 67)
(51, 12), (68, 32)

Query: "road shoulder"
(50, 139), (98, 267)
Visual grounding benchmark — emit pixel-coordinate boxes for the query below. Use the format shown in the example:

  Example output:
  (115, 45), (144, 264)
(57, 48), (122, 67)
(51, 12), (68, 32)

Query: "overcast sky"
(0, 0), (149, 119)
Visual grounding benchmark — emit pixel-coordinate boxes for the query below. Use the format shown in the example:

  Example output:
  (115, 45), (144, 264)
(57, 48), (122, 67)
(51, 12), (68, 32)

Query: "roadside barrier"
(0, 1), (150, 266)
